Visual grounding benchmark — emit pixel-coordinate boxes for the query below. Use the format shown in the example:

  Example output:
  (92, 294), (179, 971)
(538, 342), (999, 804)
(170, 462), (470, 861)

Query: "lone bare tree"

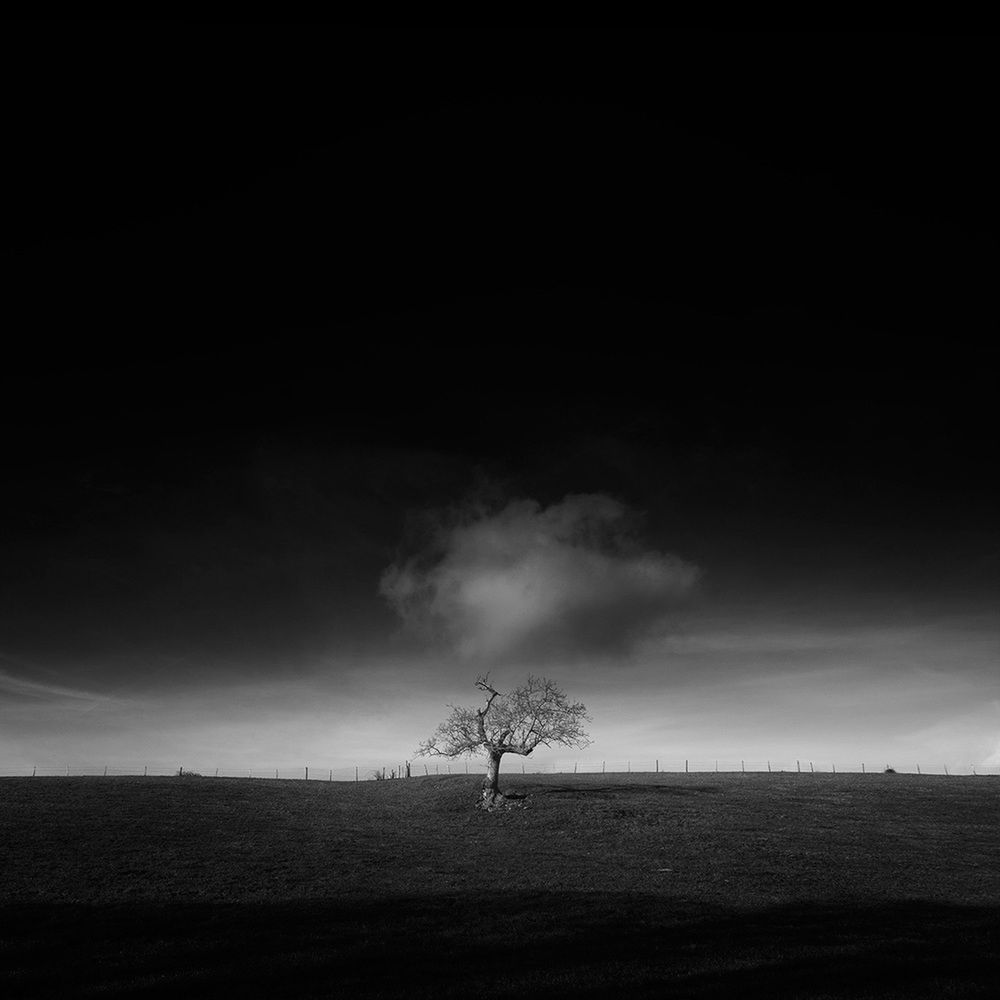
(417, 675), (591, 807)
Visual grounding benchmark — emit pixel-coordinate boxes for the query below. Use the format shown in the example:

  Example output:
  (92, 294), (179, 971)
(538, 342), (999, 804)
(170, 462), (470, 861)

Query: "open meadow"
(2, 772), (998, 998)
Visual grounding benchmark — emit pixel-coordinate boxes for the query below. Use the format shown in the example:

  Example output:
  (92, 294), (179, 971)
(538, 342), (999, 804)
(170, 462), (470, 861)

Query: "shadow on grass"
(3, 894), (997, 999)
(535, 783), (721, 797)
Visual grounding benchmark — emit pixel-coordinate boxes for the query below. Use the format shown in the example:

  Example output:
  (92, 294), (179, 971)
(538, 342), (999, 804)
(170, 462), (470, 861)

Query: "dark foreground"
(2, 773), (998, 998)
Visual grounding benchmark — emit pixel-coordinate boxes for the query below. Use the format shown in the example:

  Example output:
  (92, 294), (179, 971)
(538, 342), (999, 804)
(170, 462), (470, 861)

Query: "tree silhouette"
(417, 675), (591, 807)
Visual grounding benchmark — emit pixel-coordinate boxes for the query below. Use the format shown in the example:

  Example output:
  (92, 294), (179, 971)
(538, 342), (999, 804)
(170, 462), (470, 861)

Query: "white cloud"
(380, 494), (699, 659)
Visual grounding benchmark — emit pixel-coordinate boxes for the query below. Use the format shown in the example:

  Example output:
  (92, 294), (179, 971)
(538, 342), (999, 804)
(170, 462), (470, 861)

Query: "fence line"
(1, 759), (997, 780)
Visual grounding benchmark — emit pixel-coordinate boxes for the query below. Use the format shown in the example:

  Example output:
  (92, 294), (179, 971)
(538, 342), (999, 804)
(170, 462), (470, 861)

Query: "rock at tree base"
(477, 789), (528, 811)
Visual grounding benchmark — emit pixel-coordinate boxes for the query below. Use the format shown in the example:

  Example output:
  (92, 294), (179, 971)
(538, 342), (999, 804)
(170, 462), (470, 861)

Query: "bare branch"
(416, 675), (592, 768)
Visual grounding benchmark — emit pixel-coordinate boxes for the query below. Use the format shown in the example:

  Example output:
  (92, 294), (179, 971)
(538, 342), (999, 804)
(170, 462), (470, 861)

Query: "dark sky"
(2, 27), (997, 771)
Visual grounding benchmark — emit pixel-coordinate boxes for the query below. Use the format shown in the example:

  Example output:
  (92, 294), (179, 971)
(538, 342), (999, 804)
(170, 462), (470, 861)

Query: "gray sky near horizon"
(2, 413), (997, 774)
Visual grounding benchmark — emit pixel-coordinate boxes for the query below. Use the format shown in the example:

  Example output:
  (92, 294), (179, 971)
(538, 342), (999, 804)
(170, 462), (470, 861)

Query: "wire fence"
(1, 758), (996, 779)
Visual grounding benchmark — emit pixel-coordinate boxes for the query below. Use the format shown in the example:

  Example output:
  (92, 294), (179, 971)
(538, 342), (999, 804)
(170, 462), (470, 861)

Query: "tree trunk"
(481, 749), (504, 806)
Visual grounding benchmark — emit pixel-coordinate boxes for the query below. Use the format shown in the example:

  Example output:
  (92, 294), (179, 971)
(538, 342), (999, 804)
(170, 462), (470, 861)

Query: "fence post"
(574, 762), (578, 774)
(656, 759), (658, 773)
(944, 765), (949, 776)
(32, 765), (36, 777)
(810, 762), (814, 773)
(917, 764), (921, 775)
(715, 760), (718, 773)
(329, 769), (333, 781)
(973, 765), (977, 776)
(685, 759), (688, 773)
(104, 765), (108, 777)
(355, 766), (359, 782)
(797, 760), (801, 773)
(628, 760), (631, 773)
(767, 761), (771, 773)
(832, 762), (836, 774)
(602, 761), (605, 773)
(741, 759), (745, 774)
(862, 763), (865, 774)
(215, 768), (219, 778)
(424, 764), (428, 776)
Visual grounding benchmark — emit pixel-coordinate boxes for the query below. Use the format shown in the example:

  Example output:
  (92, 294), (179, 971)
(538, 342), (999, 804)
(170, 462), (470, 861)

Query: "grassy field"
(1, 772), (998, 998)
